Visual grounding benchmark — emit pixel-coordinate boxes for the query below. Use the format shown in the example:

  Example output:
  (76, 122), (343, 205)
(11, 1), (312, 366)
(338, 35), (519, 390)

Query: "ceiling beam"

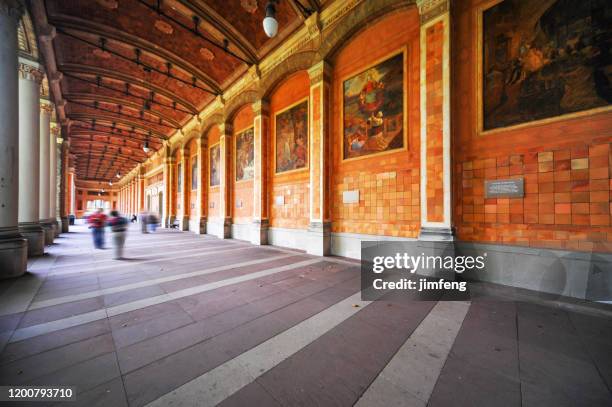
(49, 14), (222, 93)
(59, 64), (199, 114)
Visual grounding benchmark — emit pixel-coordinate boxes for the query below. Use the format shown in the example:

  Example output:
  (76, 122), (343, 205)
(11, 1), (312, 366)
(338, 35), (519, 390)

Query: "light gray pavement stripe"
(145, 292), (371, 407)
(29, 254), (295, 310)
(9, 258), (324, 343)
(0, 271), (49, 317)
(44, 243), (244, 274)
(355, 301), (471, 407)
(49, 244), (249, 277)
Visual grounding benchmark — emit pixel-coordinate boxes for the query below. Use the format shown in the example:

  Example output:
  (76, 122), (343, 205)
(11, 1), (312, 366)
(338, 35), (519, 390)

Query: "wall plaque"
(343, 190), (359, 204)
(485, 178), (524, 198)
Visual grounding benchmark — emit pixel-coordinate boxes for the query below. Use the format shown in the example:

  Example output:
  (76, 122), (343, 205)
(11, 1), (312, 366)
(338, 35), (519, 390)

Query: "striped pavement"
(0, 223), (610, 406)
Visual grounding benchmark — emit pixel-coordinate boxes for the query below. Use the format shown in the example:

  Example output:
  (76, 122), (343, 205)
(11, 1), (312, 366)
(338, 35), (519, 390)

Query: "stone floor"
(0, 223), (611, 407)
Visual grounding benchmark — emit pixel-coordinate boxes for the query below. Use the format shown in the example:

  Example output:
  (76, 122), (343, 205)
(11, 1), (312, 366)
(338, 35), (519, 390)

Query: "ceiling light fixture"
(263, 1), (278, 38)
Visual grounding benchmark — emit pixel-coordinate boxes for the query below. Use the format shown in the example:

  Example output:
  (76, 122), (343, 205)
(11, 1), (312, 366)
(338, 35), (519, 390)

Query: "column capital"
(416, 0), (450, 24)
(0, 0), (25, 21)
(252, 99), (270, 116)
(307, 60), (332, 84)
(18, 60), (44, 84)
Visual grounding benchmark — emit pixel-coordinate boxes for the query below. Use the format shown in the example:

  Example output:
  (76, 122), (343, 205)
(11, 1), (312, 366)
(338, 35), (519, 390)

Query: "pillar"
(68, 167), (75, 216)
(18, 57), (45, 256)
(39, 99), (54, 243)
(162, 156), (175, 227)
(178, 148), (189, 230)
(137, 174), (144, 213)
(0, 0), (27, 277)
(194, 138), (207, 234)
(49, 125), (59, 236)
(251, 99), (269, 245)
(59, 139), (69, 232)
(218, 123), (232, 238)
(306, 60), (332, 256)
(417, 0), (453, 241)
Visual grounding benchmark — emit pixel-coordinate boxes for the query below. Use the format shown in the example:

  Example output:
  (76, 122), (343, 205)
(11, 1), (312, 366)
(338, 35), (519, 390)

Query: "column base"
(0, 229), (28, 279)
(54, 219), (61, 237)
(41, 220), (54, 245)
(61, 216), (69, 233)
(193, 217), (207, 234)
(418, 226), (455, 241)
(219, 218), (232, 239)
(18, 222), (45, 256)
(178, 216), (189, 231)
(306, 221), (331, 256)
(251, 219), (269, 245)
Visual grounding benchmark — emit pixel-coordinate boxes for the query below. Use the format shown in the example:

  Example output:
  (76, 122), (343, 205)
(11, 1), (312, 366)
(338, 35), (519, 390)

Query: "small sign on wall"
(485, 178), (524, 198)
(275, 195), (285, 206)
(236, 200), (243, 208)
(343, 190), (359, 204)
(209, 202), (214, 208)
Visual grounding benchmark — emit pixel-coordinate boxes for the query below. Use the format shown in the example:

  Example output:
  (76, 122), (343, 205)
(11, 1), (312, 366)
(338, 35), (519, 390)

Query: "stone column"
(68, 167), (75, 215)
(194, 138), (207, 234)
(417, 0), (453, 241)
(251, 99), (269, 245)
(18, 57), (45, 256)
(135, 175), (145, 213)
(39, 100), (54, 243)
(178, 148), (189, 230)
(306, 60), (332, 256)
(218, 123), (232, 239)
(162, 156), (175, 227)
(49, 126), (59, 236)
(0, 0), (27, 277)
(59, 140), (69, 233)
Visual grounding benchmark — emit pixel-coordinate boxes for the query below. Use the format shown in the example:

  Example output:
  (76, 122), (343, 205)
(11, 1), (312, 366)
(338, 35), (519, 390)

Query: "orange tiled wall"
(454, 0), (612, 253)
(233, 105), (254, 224)
(331, 8), (422, 238)
(269, 71), (310, 229)
(207, 125), (221, 219)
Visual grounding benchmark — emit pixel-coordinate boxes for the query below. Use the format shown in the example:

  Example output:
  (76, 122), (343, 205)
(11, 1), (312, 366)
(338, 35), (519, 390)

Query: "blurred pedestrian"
(88, 208), (107, 249)
(130, 214), (137, 223)
(108, 210), (128, 260)
(147, 212), (159, 233)
(139, 211), (148, 234)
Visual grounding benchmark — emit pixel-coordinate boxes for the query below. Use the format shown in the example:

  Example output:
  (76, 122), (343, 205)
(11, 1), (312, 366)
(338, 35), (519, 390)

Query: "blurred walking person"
(88, 208), (107, 249)
(147, 212), (159, 233)
(139, 211), (148, 234)
(108, 210), (128, 260)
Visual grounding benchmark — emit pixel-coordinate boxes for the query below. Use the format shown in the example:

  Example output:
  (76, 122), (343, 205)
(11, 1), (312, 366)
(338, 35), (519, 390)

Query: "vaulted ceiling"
(31, 0), (320, 182)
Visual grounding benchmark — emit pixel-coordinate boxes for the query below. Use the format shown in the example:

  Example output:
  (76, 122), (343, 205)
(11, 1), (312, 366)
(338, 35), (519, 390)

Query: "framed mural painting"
(235, 127), (254, 182)
(209, 143), (220, 187)
(274, 98), (308, 174)
(341, 49), (406, 161)
(478, 0), (612, 133)
(191, 161), (198, 190)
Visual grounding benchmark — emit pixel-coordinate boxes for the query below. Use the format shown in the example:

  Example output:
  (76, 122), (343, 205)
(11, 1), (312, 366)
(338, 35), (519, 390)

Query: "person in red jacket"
(88, 208), (107, 249)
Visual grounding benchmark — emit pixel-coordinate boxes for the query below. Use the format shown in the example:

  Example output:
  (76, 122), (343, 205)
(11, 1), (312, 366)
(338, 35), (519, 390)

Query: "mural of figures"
(210, 144), (220, 187)
(235, 127), (254, 181)
(342, 51), (405, 160)
(191, 161), (198, 190)
(275, 99), (308, 173)
(482, 0), (612, 130)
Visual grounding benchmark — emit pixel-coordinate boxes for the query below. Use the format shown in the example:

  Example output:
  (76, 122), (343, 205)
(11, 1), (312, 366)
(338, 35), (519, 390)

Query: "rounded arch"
(319, 1), (415, 62)
(260, 51), (318, 99)
(200, 112), (224, 141)
(223, 89), (260, 123)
